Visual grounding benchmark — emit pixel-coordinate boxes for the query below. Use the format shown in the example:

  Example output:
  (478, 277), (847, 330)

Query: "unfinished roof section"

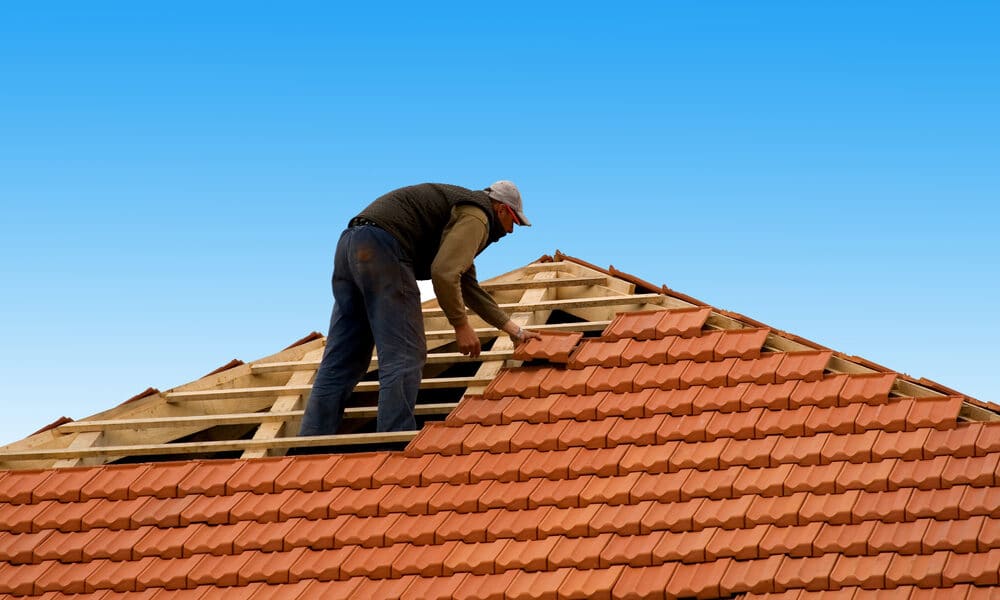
(1, 251), (996, 471)
(0, 255), (668, 470)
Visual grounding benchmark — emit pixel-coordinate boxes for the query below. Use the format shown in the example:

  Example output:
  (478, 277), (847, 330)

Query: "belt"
(348, 217), (380, 229)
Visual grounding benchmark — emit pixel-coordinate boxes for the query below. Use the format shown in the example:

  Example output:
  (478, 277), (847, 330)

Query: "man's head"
(486, 181), (530, 234)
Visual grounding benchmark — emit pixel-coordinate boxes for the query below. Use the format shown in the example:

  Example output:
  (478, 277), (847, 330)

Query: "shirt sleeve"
(431, 205), (509, 330)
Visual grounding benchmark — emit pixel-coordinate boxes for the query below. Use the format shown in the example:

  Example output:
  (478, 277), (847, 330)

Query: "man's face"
(493, 201), (518, 234)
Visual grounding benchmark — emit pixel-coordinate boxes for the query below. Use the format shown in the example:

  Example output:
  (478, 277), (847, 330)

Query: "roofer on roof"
(299, 181), (542, 435)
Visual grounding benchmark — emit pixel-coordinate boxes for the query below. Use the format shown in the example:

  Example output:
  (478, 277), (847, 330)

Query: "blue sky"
(1, 2), (998, 444)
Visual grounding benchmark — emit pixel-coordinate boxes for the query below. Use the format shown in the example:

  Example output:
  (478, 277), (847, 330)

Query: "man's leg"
(350, 227), (426, 432)
(298, 229), (375, 436)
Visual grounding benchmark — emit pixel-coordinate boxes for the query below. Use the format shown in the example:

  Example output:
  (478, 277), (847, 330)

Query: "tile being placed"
(513, 330), (582, 363)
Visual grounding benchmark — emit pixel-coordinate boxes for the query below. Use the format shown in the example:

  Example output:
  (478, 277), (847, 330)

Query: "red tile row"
(5, 457), (999, 540)
(2, 547), (998, 597)
(485, 351), (838, 399)
(419, 397), (965, 456)
(0, 453), (396, 506)
(6, 428), (996, 539)
(7, 504), (1000, 570)
(449, 375), (909, 431)
(569, 328), (770, 368)
(603, 307), (711, 341)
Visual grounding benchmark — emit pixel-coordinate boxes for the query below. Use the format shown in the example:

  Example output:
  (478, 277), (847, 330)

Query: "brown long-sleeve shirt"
(431, 205), (509, 330)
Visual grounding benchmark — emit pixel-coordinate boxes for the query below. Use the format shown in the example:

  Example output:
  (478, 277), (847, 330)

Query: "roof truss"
(1, 254), (994, 470)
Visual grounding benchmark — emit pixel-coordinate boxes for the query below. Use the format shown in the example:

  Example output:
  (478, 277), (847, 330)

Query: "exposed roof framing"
(1, 253), (996, 470)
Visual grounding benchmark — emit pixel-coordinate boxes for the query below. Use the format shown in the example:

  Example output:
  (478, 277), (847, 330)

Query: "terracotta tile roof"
(3, 258), (1000, 597)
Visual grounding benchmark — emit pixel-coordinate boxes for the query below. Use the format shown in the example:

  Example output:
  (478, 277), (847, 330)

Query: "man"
(299, 181), (541, 436)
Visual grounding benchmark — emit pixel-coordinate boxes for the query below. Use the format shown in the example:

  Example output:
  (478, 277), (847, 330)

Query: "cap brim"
(515, 211), (531, 226)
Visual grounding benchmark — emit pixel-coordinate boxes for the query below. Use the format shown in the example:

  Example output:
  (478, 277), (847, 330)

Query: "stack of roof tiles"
(1, 307), (999, 599)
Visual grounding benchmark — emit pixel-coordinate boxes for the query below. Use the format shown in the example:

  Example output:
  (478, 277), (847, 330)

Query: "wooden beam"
(421, 293), (665, 318)
(0, 431), (420, 462)
(251, 350), (516, 375)
(961, 403), (1000, 422)
(56, 402), (460, 433)
(52, 431), (104, 468)
(480, 275), (607, 291)
(164, 375), (495, 402)
(425, 320), (611, 341)
(243, 348), (324, 459)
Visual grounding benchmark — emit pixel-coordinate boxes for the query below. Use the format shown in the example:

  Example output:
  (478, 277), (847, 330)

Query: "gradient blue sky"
(2, 2), (998, 445)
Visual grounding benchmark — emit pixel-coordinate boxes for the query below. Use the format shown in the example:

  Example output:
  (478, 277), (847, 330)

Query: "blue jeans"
(299, 225), (426, 435)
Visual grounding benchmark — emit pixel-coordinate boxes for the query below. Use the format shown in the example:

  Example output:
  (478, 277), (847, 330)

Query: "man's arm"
(431, 206), (540, 357)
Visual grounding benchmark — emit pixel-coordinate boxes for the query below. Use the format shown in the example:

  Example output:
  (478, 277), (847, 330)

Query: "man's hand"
(503, 320), (542, 344)
(455, 322), (481, 358)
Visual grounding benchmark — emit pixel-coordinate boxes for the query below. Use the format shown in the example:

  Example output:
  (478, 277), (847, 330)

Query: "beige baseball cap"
(486, 180), (530, 226)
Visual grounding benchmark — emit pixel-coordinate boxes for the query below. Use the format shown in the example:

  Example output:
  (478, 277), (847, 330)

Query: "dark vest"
(356, 183), (507, 279)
